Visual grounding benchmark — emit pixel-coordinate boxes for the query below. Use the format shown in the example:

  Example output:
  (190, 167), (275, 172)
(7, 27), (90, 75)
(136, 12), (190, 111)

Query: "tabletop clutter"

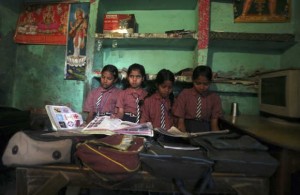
(1, 105), (278, 194)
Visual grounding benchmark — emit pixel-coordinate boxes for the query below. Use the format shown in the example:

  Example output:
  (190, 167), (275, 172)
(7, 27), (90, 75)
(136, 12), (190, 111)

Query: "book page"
(45, 105), (83, 131)
(154, 126), (230, 137)
(82, 116), (154, 137)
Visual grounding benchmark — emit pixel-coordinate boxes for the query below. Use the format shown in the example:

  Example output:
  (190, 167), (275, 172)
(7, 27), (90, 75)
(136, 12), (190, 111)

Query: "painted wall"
(209, 1), (300, 115)
(93, 9), (198, 74)
(281, 0), (300, 69)
(1, 0), (299, 117)
(0, 1), (98, 112)
(0, 0), (22, 106)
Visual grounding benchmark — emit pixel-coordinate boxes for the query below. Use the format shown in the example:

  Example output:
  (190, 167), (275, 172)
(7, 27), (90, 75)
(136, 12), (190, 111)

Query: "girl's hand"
(110, 114), (117, 119)
(80, 121), (87, 127)
(178, 125), (186, 132)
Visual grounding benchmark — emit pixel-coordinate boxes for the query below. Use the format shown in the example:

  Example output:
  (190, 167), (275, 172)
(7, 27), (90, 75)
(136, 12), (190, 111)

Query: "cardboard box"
(103, 14), (136, 34)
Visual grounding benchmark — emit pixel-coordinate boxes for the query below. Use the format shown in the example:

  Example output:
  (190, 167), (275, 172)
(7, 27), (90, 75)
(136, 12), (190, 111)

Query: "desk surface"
(16, 165), (268, 195)
(222, 115), (300, 152)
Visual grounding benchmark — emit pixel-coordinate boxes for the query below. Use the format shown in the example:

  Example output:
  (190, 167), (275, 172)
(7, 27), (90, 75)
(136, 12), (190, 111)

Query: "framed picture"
(14, 3), (70, 45)
(234, 0), (291, 23)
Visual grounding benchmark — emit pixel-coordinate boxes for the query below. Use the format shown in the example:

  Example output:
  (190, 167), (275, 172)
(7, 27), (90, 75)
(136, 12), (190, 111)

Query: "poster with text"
(64, 3), (90, 81)
(14, 3), (70, 45)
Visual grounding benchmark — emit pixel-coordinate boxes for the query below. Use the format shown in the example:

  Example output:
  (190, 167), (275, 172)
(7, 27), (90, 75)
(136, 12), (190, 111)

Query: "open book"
(154, 126), (230, 138)
(157, 136), (201, 150)
(81, 116), (154, 137)
(45, 105), (84, 131)
(45, 105), (153, 137)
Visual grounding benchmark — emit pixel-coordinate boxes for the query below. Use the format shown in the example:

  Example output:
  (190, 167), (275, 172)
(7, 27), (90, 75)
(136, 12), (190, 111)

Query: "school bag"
(2, 131), (71, 166)
(139, 136), (215, 194)
(75, 134), (146, 182)
(2, 130), (95, 167)
(190, 132), (279, 177)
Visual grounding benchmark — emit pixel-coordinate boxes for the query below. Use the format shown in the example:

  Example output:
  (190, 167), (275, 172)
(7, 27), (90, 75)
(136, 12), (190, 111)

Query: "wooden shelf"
(209, 32), (296, 52)
(95, 33), (198, 50)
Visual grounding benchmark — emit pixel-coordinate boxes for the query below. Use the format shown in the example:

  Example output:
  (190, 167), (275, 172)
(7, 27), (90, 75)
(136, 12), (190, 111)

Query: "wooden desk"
(221, 115), (300, 195)
(16, 165), (270, 195)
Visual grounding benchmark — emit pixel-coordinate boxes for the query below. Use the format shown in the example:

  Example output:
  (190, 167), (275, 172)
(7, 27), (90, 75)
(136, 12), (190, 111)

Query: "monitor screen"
(261, 76), (286, 107)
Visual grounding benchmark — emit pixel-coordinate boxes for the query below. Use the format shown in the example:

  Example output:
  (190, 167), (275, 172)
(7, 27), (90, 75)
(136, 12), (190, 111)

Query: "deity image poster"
(234, 0), (290, 23)
(14, 3), (70, 45)
(64, 3), (90, 81)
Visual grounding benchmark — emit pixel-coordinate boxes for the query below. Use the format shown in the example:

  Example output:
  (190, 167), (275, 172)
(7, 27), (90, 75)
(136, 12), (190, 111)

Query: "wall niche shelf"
(209, 31), (296, 52)
(95, 33), (198, 50)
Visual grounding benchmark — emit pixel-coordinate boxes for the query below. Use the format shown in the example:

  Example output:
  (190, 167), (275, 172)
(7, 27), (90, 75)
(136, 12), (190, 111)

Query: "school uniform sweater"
(83, 86), (121, 115)
(173, 88), (222, 121)
(116, 88), (148, 115)
(140, 92), (173, 129)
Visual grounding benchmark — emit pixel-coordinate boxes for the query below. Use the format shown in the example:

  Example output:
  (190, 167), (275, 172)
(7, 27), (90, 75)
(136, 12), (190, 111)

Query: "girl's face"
(193, 75), (210, 94)
(100, 71), (116, 89)
(128, 70), (144, 89)
(157, 80), (173, 99)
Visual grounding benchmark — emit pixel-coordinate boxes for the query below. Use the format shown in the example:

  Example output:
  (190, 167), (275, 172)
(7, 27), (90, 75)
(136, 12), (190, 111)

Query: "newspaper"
(81, 116), (154, 137)
(45, 105), (84, 131)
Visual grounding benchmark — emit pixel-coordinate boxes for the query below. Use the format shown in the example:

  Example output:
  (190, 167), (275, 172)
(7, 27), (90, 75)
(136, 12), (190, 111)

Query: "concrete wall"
(209, 0), (300, 115)
(0, 0), (22, 105)
(1, 0), (299, 116)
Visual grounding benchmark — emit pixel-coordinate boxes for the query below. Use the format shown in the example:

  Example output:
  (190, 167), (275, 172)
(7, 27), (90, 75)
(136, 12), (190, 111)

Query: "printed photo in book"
(45, 105), (83, 131)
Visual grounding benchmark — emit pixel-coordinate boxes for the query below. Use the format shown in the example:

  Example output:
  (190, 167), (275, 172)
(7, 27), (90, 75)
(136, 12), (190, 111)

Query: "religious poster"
(14, 3), (70, 45)
(234, 0), (290, 23)
(64, 3), (90, 81)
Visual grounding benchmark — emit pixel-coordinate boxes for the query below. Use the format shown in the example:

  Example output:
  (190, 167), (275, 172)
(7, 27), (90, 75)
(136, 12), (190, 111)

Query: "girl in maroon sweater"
(116, 63), (148, 123)
(173, 66), (222, 132)
(140, 69), (175, 130)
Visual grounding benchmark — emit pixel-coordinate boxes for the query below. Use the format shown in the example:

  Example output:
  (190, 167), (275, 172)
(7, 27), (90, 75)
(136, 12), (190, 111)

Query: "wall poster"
(14, 3), (70, 45)
(64, 3), (90, 81)
(234, 0), (290, 22)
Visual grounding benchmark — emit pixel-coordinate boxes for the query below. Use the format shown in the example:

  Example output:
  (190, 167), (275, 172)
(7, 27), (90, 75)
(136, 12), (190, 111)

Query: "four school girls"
(83, 64), (222, 132)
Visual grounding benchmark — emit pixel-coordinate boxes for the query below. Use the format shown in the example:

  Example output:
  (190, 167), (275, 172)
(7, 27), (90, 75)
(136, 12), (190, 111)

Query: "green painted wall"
(209, 1), (300, 116)
(0, 0), (21, 106)
(93, 9), (198, 73)
(1, 0), (299, 117)
(2, 0), (99, 113)
(13, 45), (85, 111)
(281, 0), (300, 69)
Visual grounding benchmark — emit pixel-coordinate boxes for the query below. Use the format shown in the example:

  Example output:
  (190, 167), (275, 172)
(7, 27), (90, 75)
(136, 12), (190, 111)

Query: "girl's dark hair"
(156, 69), (175, 86)
(102, 64), (119, 80)
(124, 63), (147, 89)
(192, 65), (213, 81)
(147, 69), (175, 105)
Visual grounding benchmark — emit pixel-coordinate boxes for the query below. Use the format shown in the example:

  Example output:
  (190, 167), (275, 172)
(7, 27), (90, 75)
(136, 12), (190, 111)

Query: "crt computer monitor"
(259, 69), (300, 122)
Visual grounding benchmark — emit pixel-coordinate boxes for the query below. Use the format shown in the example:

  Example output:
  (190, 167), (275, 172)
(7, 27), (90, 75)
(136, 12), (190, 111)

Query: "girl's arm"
(210, 118), (220, 131)
(177, 117), (186, 132)
(115, 107), (124, 119)
(85, 112), (94, 124)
